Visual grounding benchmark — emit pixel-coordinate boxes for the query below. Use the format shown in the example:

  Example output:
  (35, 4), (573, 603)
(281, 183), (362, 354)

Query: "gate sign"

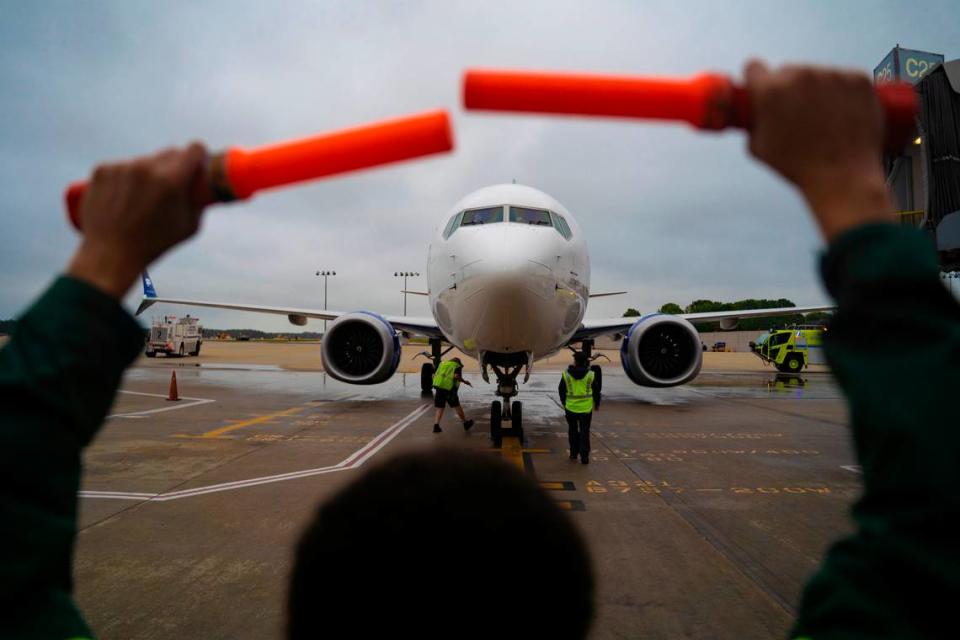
(875, 46), (944, 85)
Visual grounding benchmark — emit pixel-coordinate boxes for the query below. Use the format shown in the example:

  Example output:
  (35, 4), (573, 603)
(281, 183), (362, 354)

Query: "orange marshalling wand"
(65, 109), (454, 230)
(463, 69), (917, 149)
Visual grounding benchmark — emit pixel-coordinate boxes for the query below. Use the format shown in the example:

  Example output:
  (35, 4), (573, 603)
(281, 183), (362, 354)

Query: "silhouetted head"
(288, 448), (594, 639)
(451, 356), (463, 365)
(573, 352), (589, 368)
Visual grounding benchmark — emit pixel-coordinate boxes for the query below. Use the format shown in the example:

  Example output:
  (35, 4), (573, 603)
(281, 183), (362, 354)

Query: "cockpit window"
(769, 332), (790, 346)
(551, 212), (573, 240)
(442, 211), (463, 239)
(509, 206), (553, 226)
(460, 206), (504, 226)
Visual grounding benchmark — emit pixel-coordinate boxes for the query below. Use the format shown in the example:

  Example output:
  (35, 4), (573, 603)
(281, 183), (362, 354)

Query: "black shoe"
(433, 424), (442, 433)
(581, 457), (590, 465)
(569, 453), (578, 460)
(463, 419), (474, 431)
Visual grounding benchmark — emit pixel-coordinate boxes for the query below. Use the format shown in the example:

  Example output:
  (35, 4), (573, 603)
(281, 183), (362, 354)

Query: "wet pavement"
(75, 363), (857, 639)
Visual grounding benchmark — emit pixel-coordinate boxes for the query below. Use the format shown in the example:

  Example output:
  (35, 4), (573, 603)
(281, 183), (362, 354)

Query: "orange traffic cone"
(167, 371), (180, 402)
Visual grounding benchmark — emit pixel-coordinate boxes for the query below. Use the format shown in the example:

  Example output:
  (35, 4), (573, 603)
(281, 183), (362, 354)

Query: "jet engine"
(620, 314), (702, 387)
(320, 312), (401, 384)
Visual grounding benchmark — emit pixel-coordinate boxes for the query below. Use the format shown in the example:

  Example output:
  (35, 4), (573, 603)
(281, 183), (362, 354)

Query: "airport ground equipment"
(146, 316), (202, 358)
(64, 110), (454, 230)
(463, 69), (917, 150)
(750, 325), (826, 373)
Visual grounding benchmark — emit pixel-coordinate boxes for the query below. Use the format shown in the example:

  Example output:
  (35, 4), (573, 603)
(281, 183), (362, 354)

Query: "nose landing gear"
(482, 354), (530, 448)
(489, 397), (524, 449)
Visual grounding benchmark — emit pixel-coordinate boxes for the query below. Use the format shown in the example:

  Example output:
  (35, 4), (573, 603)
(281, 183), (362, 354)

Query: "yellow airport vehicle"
(750, 324), (826, 373)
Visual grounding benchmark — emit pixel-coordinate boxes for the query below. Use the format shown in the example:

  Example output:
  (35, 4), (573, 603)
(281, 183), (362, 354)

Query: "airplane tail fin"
(135, 271), (158, 316)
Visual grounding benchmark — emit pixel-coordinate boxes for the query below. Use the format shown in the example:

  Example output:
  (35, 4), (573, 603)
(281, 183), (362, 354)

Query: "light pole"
(315, 270), (336, 333)
(394, 271), (420, 316)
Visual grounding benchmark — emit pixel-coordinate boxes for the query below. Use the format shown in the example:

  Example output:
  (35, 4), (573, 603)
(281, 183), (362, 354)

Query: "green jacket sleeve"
(792, 225), (960, 639)
(0, 276), (144, 639)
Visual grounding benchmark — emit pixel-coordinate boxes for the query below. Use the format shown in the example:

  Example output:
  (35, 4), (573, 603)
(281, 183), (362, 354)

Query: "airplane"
(137, 183), (833, 446)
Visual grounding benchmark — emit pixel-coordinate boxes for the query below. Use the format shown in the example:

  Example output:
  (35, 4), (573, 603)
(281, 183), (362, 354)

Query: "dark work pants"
(565, 410), (592, 460)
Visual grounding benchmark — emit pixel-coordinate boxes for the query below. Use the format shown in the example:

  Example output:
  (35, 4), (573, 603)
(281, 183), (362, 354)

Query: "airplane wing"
(135, 272), (445, 339)
(571, 304), (835, 342)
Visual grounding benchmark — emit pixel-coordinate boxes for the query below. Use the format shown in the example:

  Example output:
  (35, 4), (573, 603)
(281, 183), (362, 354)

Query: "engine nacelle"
(719, 316), (738, 331)
(321, 312), (401, 384)
(620, 314), (703, 387)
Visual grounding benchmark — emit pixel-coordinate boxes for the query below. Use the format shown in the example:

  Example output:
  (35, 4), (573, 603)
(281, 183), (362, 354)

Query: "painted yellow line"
(556, 500), (585, 512)
(540, 481), (567, 491)
(500, 436), (525, 472)
(196, 406), (305, 439)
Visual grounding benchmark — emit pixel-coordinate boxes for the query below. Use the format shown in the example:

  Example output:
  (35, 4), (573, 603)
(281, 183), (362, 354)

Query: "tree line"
(622, 299), (832, 331)
(200, 328), (324, 340)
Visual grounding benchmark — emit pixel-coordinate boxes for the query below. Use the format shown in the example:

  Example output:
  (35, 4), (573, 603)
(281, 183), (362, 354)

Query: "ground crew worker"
(559, 352), (600, 464)
(431, 356), (474, 433)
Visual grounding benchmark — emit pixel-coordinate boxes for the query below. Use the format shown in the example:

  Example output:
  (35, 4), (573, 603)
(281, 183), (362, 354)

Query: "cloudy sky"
(2, 1), (957, 330)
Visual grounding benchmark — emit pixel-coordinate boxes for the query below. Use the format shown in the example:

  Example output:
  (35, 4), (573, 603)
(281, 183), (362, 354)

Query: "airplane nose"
(459, 227), (554, 279)
(453, 231), (561, 354)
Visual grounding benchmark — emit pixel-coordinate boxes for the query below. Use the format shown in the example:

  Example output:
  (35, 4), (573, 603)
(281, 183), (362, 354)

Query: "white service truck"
(146, 315), (203, 357)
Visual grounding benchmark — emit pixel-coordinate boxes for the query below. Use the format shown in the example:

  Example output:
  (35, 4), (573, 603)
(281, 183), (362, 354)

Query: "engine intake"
(620, 315), (702, 387)
(321, 312), (401, 384)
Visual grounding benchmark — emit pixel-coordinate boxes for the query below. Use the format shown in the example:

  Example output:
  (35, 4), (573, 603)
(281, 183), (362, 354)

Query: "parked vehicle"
(750, 325), (826, 373)
(146, 315), (203, 357)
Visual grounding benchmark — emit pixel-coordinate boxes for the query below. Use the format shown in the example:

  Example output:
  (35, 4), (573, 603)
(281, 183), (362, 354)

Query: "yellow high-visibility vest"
(432, 360), (459, 391)
(563, 370), (595, 413)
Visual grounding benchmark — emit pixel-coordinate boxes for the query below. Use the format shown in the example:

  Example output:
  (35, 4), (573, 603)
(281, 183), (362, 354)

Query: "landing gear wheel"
(145, 351), (156, 358)
(511, 400), (523, 441)
(590, 364), (603, 393)
(490, 400), (502, 448)
(420, 362), (434, 395)
(778, 354), (803, 373)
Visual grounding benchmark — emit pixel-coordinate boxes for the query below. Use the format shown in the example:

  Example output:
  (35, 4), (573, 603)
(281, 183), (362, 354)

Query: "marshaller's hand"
(66, 142), (207, 299)
(744, 61), (894, 241)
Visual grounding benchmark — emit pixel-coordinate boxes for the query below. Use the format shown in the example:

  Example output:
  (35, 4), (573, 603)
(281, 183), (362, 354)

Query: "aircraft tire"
(491, 400), (502, 448)
(145, 351), (156, 358)
(420, 363), (434, 394)
(511, 400), (523, 441)
(590, 364), (603, 393)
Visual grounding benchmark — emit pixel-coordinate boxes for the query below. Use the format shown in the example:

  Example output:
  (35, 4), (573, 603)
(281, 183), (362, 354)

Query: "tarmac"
(75, 345), (857, 639)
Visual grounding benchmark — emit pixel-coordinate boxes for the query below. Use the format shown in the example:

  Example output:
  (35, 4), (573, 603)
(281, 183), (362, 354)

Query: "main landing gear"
(416, 338), (455, 396)
(568, 338), (605, 395)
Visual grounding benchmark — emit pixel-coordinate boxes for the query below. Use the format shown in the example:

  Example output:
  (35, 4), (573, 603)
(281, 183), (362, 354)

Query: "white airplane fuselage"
(427, 184), (589, 363)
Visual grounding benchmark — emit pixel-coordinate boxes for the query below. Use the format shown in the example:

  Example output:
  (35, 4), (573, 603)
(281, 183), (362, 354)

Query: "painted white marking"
(108, 390), (215, 418)
(79, 490), (158, 499)
(81, 403), (430, 502)
(840, 465), (862, 474)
